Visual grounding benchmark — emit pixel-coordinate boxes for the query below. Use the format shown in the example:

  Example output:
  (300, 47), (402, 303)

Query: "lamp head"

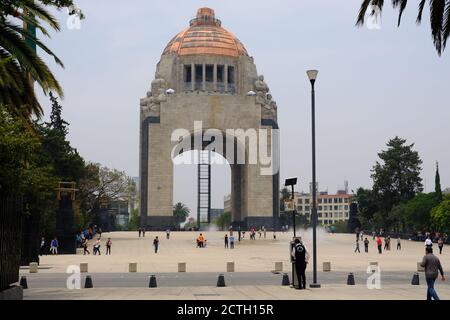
(306, 70), (319, 84)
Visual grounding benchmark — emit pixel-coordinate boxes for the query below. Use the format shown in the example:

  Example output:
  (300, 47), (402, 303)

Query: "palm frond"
(393, 0), (408, 26)
(417, 0), (427, 23)
(429, 0), (445, 55)
(442, 0), (450, 48)
(20, 1), (60, 32)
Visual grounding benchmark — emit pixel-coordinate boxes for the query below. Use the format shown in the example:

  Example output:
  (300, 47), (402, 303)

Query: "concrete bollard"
(149, 275), (157, 288)
(411, 273), (420, 285)
(369, 262), (378, 266)
(80, 263), (88, 273)
(281, 273), (290, 286)
(274, 262), (283, 272)
(20, 276), (28, 289)
(178, 262), (186, 273)
(347, 273), (355, 285)
(29, 262), (38, 273)
(84, 275), (93, 288)
(227, 262), (235, 272)
(217, 274), (226, 287)
(129, 262), (137, 273)
(417, 262), (425, 272)
(76, 248), (84, 255)
(323, 262), (331, 272)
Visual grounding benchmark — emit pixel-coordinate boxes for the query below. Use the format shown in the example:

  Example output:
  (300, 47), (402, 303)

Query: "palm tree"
(173, 202), (190, 227)
(356, 0), (450, 56)
(0, 1), (65, 119)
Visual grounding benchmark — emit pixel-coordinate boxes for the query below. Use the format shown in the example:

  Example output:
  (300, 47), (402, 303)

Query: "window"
(305, 199), (310, 204)
(324, 212), (328, 218)
(195, 65), (203, 90)
(334, 198), (338, 203)
(319, 199), (323, 203)
(339, 205), (343, 211)
(205, 65), (214, 82)
(334, 205), (338, 211)
(318, 213), (322, 218)
(318, 206), (322, 211)
(329, 213), (333, 218)
(305, 206), (310, 212)
(297, 199), (303, 204)
(338, 198), (343, 203)
(344, 198), (349, 203)
(184, 65), (192, 83)
(228, 66), (235, 84)
(217, 65), (224, 82)
(344, 205), (349, 210)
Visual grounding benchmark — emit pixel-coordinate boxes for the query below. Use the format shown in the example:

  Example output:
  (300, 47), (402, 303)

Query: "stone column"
(191, 63), (195, 91)
(224, 64), (228, 92)
(202, 63), (206, 91)
(213, 64), (217, 91)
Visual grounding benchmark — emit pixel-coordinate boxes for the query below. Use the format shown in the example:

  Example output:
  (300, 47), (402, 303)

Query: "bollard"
(417, 262), (425, 272)
(281, 273), (290, 286)
(149, 275), (157, 288)
(178, 262), (186, 273)
(29, 262), (38, 273)
(323, 262), (331, 272)
(227, 262), (235, 273)
(411, 273), (420, 285)
(20, 276), (28, 289)
(274, 262), (283, 272)
(84, 275), (93, 288)
(80, 263), (88, 273)
(217, 274), (226, 287)
(129, 262), (137, 273)
(76, 248), (84, 255)
(347, 273), (355, 285)
(369, 262), (378, 266)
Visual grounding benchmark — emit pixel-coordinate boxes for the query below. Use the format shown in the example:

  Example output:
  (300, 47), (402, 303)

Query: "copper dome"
(162, 8), (249, 58)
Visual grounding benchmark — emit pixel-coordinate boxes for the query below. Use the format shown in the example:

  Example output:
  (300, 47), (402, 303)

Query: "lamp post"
(307, 70), (321, 289)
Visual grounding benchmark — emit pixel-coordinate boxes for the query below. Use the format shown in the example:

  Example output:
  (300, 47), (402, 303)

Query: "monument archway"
(139, 8), (280, 230)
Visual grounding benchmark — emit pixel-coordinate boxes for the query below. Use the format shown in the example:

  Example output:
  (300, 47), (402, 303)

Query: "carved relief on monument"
(140, 74), (168, 117)
(254, 75), (277, 120)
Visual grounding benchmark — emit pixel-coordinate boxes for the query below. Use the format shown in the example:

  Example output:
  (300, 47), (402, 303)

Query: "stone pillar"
(202, 63), (206, 91)
(224, 64), (228, 92)
(213, 64), (217, 91)
(191, 63), (195, 91)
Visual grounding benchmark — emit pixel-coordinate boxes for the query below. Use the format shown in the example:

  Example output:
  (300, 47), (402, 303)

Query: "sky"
(36, 0), (450, 214)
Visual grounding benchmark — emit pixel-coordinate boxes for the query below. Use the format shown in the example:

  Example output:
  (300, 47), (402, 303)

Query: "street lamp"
(307, 69), (321, 289)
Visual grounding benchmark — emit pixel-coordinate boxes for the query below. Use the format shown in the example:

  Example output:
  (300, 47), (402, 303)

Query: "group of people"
(82, 237), (112, 255)
(224, 233), (235, 249)
(196, 233), (206, 248)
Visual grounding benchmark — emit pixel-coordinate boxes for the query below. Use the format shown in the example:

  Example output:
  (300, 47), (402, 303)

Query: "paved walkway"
(20, 231), (449, 299)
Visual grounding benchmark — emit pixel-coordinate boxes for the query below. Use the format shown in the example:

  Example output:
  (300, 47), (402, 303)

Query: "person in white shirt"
(425, 237), (433, 249)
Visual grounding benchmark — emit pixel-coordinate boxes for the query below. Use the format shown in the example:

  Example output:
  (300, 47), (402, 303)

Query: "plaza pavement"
(19, 231), (450, 300)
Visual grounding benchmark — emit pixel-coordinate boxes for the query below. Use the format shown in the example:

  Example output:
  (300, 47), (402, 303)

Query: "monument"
(139, 8), (280, 230)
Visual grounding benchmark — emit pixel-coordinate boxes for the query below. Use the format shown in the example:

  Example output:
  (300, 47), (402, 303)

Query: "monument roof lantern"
(162, 7), (249, 58)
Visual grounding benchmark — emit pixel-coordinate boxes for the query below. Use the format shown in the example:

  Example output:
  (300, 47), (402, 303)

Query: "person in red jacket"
(376, 236), (383, 254)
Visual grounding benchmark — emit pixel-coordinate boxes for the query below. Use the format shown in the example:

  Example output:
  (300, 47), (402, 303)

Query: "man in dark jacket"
(291, 238), (310, 289)
(421, 247), (446, 300)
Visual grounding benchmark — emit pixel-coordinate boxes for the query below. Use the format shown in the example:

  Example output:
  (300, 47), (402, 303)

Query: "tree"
(355, 187), (379, 228)
(430, 200), (450, 232)
(214, 211), (231, 231)
(435, 162), (443, 202)
(371, 136), (423, 229)
(0, 0), (66, 119)
(356, 0), (450, 56)
(173, 202), (190, 228)
(280, 187), (290, 212)
(403, 193), (439, 231)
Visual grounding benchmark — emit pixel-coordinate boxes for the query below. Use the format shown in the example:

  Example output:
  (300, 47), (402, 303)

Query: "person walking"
(376, 236), (382, 254)
(421, 247), (445, 300)
(50, 237), (58, 255)
(93, 238), (101, 255)
(364, 238), (369, 253)
(354, 240), (360, 253)
(39, 237), (46, 256)
(224, 234), (229, 249)
(263, 226), (266, 239)
(425, 236), (433, 249)
(166, 229), (170, 240)
(396, 237), (401, 250)
(138, 228), (142, 238)
(372, 231), (376, 240)
(153, 236), (159, 254)
(229, 235), (235, 249)
(106, 238), (112, 255)
(384, 236), (390, 251)
(291, 238), (309, 289)
(142, 227), (146, 237)
(82, 238), (90, 255)
(438, 237), (444, 255)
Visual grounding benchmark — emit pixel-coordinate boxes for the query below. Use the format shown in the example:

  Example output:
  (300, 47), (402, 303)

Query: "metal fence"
(0, 195), (23, 291)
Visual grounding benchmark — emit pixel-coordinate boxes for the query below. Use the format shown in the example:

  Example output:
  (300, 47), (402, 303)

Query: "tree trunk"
(0, 195), (23, 291)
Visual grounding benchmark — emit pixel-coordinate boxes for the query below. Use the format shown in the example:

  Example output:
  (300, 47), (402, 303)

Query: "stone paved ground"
(20, 231), (450, 299)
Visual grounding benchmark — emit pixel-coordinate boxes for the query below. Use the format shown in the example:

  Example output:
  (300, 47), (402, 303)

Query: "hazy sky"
(37, 0), (450, 214)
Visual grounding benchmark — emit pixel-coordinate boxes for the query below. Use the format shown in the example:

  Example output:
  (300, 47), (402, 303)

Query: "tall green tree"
(214, 211), (231, 231)
(430, 199), (450, 232)
(355, 187), (379, 228)
(173, 202), (190, 228)
(435, 162), (443, 202)
(403, 192), (438, 232)
(356, 0), (450, 56)
(371, 136), (423, 229)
